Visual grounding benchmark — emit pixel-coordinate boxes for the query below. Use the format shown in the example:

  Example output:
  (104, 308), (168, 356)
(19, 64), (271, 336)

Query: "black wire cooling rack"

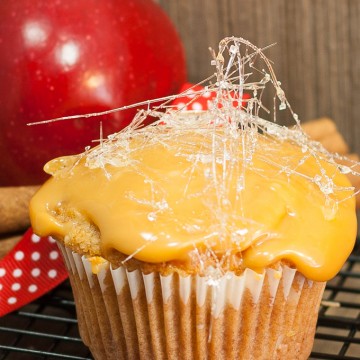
(1, 245), (360, 360)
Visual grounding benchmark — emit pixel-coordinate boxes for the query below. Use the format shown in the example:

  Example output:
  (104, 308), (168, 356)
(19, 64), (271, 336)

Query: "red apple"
(0, 0), (186, 186)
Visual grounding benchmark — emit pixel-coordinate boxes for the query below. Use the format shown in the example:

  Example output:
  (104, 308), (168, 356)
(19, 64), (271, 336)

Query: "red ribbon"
(172, 82), (250, 111)
(0, 229), (68, 316)
(0, 83), (249, 317)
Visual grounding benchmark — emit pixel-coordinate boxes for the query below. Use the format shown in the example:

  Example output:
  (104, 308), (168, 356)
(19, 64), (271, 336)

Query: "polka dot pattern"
(50, 251), (59, 260)
(191, 102), (203, 111)
(0, 228), (68, 317)
(31, 252), (41, 261)
(31, 268), (41, 277)
(172, 82), (251, 113)
(8, 297), (17, 305)
(13, 269), (22, 278)
(48, 270), (57, 279)
(31, 234), (41, 243)
(14, 251), (24, 261)
(11, 283), (21, 291)
(28, 284), (38, 293)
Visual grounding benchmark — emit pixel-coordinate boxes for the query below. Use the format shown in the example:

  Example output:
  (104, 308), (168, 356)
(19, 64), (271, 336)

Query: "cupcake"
(29, 38), (357, 359)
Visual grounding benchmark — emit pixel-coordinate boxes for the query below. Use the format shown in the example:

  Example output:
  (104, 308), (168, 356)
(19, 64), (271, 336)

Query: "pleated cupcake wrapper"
(58, 242), (326, 360)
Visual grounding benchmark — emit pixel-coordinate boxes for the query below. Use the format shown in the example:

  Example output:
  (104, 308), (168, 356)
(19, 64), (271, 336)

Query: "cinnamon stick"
(0, 185), (39, 234)
(302, 118), (349, 154)
(317, 132), (349, 155)
(302, 118), (358, 205)
(301, 117), (337, 141)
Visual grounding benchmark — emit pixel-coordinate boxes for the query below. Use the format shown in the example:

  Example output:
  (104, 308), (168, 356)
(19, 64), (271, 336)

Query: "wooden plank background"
(155, 0), (360, 153)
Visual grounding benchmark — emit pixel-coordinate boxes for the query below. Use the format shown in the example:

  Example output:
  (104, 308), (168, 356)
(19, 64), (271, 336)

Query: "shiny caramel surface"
(30, 112), (357, 281)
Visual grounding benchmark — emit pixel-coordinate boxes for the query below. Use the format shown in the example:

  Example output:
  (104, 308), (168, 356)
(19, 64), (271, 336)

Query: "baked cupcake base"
(58, 242), (325, 360)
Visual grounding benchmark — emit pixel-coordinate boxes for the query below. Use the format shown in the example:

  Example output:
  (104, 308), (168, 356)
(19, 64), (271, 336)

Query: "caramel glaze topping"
(30, 113), (357, 281)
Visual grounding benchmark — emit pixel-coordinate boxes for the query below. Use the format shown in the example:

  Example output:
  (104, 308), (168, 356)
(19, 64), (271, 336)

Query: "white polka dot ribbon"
(0, 228), (68, 316)
(171, 82), (250, 112)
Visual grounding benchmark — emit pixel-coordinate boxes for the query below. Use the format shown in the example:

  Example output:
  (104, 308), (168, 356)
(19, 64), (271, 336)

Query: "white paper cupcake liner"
(58, 243), (325, 360)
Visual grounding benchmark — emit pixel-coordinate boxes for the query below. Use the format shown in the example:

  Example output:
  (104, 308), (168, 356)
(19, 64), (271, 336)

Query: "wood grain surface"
(155, 0), (360, 152)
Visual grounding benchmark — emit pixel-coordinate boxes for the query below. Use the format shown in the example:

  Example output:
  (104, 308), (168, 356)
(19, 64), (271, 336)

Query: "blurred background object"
(0, 0), (186, 186)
